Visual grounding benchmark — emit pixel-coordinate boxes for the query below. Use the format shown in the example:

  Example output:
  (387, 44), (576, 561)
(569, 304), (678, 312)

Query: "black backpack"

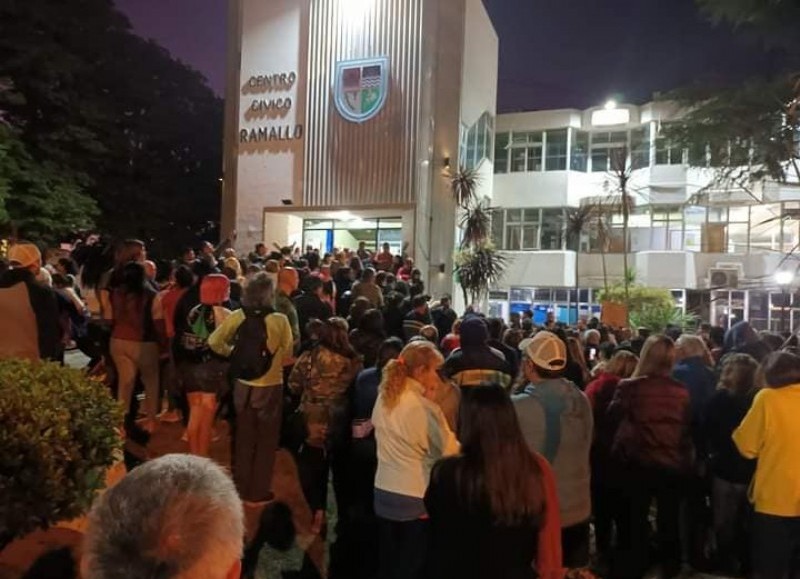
(228, 307), (275, 382)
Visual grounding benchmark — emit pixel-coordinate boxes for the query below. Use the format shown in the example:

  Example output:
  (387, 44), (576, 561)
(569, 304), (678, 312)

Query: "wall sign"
(239, 71), (303, 145)
(334, 57), (390, 123)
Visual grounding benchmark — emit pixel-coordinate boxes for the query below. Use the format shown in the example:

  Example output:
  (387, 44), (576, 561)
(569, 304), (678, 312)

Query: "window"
(655, 136), (683, 165)
(545, 129), (568, 171)
(494, 132), (509, 174)
(571, 130), (588, 171)
(462, 112), (494, 170)
(630, 126), (651, 169)
(590, 131), (626, 172)
(540, 208), (565, 249)
(490, 208), (505, 246)
(466, 124), (478, 169)
(509, 131), (543, 173)
(505, 208), (541, 250)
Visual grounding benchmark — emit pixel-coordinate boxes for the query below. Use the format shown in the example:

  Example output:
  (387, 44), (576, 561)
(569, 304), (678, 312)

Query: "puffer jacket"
(609, 375), (694, 473)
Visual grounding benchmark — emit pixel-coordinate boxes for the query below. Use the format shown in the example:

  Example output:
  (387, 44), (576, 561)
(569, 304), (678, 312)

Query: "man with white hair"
(84, 454), (244, 579)
(0, 242), (61, 361)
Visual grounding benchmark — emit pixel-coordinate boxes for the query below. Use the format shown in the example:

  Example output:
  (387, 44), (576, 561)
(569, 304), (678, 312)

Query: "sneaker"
(159, 410), (181, 423)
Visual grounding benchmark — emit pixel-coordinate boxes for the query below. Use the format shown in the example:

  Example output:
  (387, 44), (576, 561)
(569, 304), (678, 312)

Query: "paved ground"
(0, 351), (737, 578)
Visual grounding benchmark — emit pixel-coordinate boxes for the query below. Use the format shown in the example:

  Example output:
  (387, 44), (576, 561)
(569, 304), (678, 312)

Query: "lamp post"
(774, 270), (795, 334)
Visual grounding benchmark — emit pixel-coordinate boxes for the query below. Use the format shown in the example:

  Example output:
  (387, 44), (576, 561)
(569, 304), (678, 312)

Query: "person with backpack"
(173, 274), (232, 457)
(208, 272), (294, 504)
(512, 330), (593, 571)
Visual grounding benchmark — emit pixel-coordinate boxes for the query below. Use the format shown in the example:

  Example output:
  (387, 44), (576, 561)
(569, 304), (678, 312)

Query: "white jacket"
(372, 378), (460, 498)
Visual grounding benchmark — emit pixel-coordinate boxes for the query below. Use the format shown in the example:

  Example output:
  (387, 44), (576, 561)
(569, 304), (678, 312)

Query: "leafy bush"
(0, 359), (122, 547)
(598, 284), (695, 332)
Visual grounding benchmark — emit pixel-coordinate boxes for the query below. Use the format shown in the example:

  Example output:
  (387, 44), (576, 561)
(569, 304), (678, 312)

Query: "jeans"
(751, 512), (800, 579)
(378, 517), (428, 579)
(110, 338), (159, 421)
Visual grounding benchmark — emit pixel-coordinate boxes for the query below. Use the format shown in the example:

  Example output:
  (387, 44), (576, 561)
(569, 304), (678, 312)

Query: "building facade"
(222, 0), (498, 299)
(488, 102), (800, 332)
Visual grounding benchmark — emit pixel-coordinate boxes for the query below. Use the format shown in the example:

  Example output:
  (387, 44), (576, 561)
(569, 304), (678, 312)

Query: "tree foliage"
(0, 0), (224, 252)
(662, 0), (800, 201)
(0, 124), (98, 241)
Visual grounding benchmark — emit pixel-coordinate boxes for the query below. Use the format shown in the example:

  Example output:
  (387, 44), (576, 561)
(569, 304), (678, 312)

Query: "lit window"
(509, 131), (543, 173)
(590, 131), (627, 172)
(545, 129), (568, 171)
(494, 132), (509, 174)
(630, 126), (651, 169)
(571, 130), (589, 171)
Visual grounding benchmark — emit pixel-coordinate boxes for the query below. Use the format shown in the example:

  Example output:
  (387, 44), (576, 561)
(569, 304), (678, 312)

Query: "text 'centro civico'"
(239, 72), (303, 145)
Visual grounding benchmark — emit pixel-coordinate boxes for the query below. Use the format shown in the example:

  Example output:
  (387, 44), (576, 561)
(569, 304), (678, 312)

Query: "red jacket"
(609, 375), (694, 473)
(533, 452), (565, 579)
(585, 372), (622, 476)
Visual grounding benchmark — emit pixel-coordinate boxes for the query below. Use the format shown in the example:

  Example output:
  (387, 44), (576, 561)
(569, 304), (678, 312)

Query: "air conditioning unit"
(709, 269), (739, 289)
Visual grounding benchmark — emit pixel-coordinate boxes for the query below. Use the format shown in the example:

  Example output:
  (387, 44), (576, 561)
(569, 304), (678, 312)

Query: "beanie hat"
(459, 316), (489, 348)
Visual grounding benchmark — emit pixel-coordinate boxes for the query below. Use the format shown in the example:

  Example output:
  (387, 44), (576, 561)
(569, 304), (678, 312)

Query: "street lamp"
(774, 270), (795, 333)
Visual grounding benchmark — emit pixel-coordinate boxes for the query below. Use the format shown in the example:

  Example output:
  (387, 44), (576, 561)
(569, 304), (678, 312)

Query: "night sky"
(115, 0), (776, 112)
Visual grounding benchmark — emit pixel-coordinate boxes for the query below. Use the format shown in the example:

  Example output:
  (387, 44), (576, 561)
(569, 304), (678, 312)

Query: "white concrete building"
(488, 101), (800, 332)
(221, 0), (498, 299)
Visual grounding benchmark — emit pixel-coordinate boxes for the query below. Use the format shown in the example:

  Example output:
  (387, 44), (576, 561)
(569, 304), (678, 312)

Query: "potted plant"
(0, 359), (122, 550)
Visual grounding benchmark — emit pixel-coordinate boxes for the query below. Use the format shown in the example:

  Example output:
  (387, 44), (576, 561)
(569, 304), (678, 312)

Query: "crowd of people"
(1, 236), (799, 579)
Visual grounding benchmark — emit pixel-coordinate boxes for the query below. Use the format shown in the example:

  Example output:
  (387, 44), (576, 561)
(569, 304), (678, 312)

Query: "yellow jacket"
(733, 384), (800, 516)
(208, 309), (293, 387)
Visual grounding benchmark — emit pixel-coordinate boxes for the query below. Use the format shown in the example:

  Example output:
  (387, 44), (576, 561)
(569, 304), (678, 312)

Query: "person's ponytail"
(379, 358), (409, 411)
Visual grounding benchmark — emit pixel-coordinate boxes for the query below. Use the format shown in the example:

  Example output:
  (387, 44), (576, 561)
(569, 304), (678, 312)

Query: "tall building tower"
(222, 0), (498, 298)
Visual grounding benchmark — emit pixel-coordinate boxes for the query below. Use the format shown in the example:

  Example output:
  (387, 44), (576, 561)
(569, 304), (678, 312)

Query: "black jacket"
(293, 293), (333, 341)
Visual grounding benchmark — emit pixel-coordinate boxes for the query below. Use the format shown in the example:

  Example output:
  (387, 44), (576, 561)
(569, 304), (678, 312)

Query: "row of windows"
(492, 124), (774, 174)
(490, 202), (800, 255)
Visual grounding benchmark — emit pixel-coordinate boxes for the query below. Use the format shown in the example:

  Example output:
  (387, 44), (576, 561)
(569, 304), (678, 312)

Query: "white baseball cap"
(519, 330), (567, 371)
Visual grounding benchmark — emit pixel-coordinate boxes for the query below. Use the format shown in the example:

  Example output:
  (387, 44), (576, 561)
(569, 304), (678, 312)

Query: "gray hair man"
(84, 454), (244, 579)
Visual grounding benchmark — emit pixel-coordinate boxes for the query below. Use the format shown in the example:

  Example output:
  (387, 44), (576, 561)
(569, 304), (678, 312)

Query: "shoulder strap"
(529, 382), (567, 464)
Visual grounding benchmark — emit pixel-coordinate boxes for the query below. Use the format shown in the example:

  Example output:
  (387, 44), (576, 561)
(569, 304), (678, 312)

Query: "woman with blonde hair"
(608, 335), (693, 578)
(372, 340), (459, 579)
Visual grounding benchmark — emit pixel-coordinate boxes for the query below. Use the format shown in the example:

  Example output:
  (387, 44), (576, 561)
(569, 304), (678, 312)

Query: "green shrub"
(597, 284), (696, 332)
(0, 359), (122, 548)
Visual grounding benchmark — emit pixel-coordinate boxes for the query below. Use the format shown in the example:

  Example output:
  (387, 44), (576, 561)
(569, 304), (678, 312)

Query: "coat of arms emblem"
(334, 57), (389, 123)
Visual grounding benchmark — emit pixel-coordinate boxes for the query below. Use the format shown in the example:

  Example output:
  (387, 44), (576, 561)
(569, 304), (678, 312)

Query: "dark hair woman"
(109, 261), (163, 434)
(425, 385), (561, 579)
(607, 335), (693, 578)
(703, 353), (760, 574)
(288, 317), (362, 527)
(732, 351), (800, 579)
(349, 308), (386, 368)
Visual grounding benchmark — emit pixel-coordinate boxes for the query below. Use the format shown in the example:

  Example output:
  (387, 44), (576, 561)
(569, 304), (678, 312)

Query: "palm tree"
(454, 242), (509, 306)
(449, 165), (480, 209)
(449, 164), (510, 309)
(610, 147), (634, 301)
(565, 204), (597, 322)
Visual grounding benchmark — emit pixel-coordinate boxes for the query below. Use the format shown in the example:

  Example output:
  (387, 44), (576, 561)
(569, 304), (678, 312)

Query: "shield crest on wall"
(334, 57), (390, 123)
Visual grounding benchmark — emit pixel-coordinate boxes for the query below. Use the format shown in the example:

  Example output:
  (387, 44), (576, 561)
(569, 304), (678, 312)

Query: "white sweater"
(372, 378), (460, 498)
